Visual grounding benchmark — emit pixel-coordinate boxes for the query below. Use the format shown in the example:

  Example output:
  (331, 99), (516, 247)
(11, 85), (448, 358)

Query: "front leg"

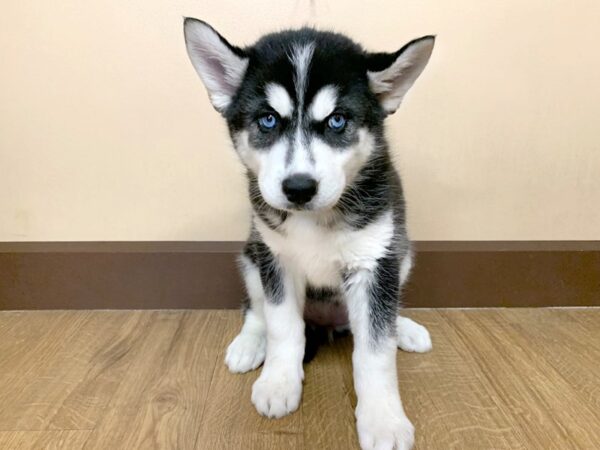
(225, 252), (267, 373)
(251, 250), (305, 419)
(345, 254), (415, 450)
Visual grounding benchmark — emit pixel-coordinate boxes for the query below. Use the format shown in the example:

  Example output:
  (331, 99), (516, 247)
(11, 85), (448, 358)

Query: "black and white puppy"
(184, 18), (434, 450)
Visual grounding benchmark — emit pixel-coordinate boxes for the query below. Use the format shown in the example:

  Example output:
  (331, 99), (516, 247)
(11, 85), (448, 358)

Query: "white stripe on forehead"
(290, 42), (315, 111)
(287, 42), (316, 168)
(265, 83), (293, 118)
(308, 85), (338, 121)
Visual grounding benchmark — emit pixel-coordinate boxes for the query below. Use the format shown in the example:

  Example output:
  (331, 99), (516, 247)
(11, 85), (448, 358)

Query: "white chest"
(255, 210), (394, 287)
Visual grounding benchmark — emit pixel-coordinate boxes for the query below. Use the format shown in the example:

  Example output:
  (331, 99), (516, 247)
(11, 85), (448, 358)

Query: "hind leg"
(225, 254), (267, 373)
(396, 251), (432, 353)
(396, 316), (432, 353)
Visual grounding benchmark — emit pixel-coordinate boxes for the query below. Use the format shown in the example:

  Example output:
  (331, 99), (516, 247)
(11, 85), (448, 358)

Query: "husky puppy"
(184, 18), (434, 450)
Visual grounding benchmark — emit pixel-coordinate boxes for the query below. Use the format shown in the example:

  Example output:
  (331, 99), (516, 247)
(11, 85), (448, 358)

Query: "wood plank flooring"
(0, 309), (598, 449)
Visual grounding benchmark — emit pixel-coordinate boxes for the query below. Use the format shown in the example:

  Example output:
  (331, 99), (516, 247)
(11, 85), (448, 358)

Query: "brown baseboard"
(1, 241), (599, 310)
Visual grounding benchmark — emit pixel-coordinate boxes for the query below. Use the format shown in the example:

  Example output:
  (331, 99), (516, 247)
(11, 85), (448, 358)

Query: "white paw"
(356, 404), (415, 450)
(251, 366), (303, 418)
(225, 332), (266, 373)
(396, 316), (432, 353)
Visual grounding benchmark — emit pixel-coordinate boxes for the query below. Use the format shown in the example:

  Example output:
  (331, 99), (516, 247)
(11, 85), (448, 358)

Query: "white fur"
(184, 19), (249, 112)
(251, 272), (305, 418)
(346, 272), (414, 450)
(289, 128), (313, 174)
(399, 252), (413, 285)
(240, 254), (267, 305)
(309, 85), (338, 121)
(233, 131), (260, 174)
(257, 138), (292, 207)
(266, 83), (294, 118)
(353, 340), (415, 450)
(286, 43), (317, 181)
(290, 43), (315, 112)
(225, 255), (267, 373)
(368, 37), (434, 114)
(256, 208), (394, 288)
(225, 310), (267, 372)
(396, 316), (432, 353)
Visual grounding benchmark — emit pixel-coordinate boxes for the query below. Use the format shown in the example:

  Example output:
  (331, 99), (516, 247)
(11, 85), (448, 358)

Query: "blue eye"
(327, 114), (347, 131)
(258, 114), (278, 130)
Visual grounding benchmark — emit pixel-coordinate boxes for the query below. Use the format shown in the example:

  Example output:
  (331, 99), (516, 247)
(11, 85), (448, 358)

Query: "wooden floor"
(0, 309), (599, 449)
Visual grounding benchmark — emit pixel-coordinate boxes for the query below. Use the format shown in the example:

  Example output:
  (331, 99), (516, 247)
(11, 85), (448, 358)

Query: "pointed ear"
(183, 18), (249, 113)
(367, 36), (435, 115)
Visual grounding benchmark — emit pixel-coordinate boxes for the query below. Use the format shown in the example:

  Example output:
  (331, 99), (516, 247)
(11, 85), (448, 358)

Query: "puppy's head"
(184, 18), (434, 212)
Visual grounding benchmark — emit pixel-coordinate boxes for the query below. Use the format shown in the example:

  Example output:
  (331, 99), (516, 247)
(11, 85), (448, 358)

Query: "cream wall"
(1, 0), (599, 241)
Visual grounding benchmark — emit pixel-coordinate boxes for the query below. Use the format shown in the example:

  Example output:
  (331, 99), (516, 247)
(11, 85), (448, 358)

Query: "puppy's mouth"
(281, 197), (340, 214)
(286, 202), (314, 212)
(263, 198), (325, 213)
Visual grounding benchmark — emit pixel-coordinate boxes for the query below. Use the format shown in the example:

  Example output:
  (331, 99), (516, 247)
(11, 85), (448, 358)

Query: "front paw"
(356, 403), (415, 450)
(251, 367), (303, 419)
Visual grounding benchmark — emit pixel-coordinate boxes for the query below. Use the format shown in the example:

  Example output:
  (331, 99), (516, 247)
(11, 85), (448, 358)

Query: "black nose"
(282, 174), (318, 205)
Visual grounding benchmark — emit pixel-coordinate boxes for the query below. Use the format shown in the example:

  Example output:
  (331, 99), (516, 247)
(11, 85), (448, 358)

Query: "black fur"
(335, 142), (403, 229)
(305, 284), (339, 303)
(369, 248), (402, 340)
(226, 29), (385, 154)
(247, 172), (287, 230)
(243, 239), (284, 305)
